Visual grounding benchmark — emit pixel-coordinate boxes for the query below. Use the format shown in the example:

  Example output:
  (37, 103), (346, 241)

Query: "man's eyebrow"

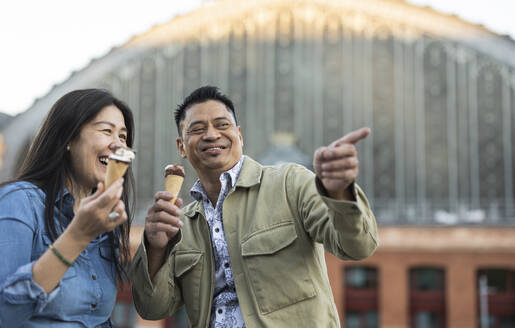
(187, 116), (231, 128)
(93, 121), (127, 131)
(213, 117), (231, 122)
(187, 120), (206, 128)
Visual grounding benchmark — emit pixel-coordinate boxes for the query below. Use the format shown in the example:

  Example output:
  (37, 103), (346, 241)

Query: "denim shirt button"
(91, 274), (96, 280)
(91, 303), (97, 308)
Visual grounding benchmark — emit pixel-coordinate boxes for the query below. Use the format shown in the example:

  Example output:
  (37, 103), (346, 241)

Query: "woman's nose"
(109, 138), (124, 150)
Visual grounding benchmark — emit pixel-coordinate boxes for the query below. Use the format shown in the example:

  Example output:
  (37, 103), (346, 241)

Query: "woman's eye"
(102, 129), (112, 133)
(119, 134), (127, 141)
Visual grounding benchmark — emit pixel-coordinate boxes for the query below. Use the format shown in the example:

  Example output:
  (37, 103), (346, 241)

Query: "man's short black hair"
(174, 86), (237, 136)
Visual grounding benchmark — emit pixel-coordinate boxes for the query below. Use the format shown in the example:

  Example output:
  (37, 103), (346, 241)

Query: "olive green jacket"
(131, 156), (378, 327)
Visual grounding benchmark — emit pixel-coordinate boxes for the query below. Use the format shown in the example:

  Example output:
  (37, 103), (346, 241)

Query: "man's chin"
(202, 158), (235, 169)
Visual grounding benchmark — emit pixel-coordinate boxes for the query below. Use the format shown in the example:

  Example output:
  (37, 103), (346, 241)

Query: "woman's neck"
(65, 178), (92, 213)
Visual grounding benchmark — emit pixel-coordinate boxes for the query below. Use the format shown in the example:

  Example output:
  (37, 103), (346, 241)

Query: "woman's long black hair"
(15, 89), (135, 280)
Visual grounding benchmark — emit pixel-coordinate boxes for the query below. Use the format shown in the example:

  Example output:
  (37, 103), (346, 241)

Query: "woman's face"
(68, 105), (128, 191)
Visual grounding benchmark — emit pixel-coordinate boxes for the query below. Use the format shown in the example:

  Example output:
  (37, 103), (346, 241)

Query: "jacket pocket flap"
(241, 222), (297, 256)
(174, 251), (203, 277)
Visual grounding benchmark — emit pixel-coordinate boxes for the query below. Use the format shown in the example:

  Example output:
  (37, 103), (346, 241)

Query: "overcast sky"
(0, 0), (514, 116)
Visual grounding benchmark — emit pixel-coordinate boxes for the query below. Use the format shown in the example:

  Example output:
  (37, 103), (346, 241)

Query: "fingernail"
(179, 221), (184, 228)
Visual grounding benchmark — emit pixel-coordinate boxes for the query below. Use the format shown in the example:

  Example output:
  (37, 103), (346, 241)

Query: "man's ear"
(238, 126), (243, 148)
(176, 137), (187, 158)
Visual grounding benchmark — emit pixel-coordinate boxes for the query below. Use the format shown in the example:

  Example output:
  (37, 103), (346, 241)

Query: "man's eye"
(189, 128), (204, 134)
(217, 122), (230, 128)
(119, 134), (127, 141)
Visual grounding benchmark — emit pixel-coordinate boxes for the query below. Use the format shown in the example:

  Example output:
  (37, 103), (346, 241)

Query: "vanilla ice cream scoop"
(108, 147), (135, 163)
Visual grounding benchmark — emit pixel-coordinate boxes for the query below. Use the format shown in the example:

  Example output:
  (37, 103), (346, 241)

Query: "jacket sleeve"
(287, 165), (378, 260)
(130, 234), (184, 320)
(0, 188), (60, 328)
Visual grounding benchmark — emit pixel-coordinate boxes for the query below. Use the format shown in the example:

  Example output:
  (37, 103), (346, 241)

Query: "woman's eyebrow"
(93, 121), (127, 132)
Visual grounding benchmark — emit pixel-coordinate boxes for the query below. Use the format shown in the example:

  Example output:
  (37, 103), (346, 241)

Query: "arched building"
(2, 0), (515, 327)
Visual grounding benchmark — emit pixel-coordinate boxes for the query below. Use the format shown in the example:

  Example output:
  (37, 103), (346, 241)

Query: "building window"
(477, 268), (515, 328)
(344, 266), (379, 328)
(409, 267), (446, 328)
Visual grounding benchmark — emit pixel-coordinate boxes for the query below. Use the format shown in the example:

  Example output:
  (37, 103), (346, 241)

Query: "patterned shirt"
(190, 156), (246, 328)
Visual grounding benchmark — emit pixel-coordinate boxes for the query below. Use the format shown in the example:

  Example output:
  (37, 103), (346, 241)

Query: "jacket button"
(217, 309), (223, 314)
(215, 228), (220, 233)
(224, 262), (229, 268)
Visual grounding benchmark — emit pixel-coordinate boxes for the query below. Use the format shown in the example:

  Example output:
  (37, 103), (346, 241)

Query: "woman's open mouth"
(99, 156), (109, 166)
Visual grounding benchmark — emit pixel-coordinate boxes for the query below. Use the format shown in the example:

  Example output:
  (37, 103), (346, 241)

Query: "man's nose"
(203, 126), (220, 140)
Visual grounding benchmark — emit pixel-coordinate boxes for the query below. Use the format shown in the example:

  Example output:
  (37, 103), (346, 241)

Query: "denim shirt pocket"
(41, 234), (77, 280)
(173, 250), (203, 325)
(241, 221), (316, 314)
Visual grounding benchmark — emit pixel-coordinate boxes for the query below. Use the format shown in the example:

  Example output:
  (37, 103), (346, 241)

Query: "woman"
(0, 89), (135, 327)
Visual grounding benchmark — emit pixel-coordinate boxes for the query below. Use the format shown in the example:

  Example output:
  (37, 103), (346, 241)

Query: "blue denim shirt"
(0, 181), (117, 328)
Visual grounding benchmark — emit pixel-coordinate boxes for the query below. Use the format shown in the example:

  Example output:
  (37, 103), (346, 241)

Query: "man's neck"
(195, 156), (243, 206)
(197, 171), (222, 206)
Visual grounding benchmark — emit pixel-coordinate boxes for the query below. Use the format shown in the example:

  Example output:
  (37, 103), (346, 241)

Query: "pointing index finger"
(332, 127), (371, 147)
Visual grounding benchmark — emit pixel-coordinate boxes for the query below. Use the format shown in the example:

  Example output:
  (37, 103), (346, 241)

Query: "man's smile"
(201, 144), (227, 154)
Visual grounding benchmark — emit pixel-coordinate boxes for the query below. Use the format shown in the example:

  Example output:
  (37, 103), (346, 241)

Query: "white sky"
(0, 0), (514, 116)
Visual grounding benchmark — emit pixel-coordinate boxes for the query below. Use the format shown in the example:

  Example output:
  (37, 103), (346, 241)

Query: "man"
(131, 86), (378, 327)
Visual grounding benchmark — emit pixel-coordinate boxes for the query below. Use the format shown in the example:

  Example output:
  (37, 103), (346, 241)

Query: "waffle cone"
(165, 175), (184, 204)
(105, 160), (129, 188)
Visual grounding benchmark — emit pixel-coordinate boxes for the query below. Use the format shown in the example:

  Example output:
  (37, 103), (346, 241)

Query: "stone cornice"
(378, 226), (515, 253)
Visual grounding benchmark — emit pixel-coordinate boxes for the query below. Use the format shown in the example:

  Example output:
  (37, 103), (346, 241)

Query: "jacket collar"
(183, 156), (263, 219)
(235, 156), (262, 188)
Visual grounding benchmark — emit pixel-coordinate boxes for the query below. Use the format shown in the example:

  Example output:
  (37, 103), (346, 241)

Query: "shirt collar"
(56, 188), (74, 222)
(190, 155), (245, 201)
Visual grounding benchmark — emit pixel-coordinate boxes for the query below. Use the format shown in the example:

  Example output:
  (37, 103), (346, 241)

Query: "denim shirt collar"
(55, 187), (75, 221)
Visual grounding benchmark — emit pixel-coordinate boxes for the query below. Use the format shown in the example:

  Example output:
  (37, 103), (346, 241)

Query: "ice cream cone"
(165, 164), (185, 204)
(105, 160), (129, 188)
(104, 147), (135, 188)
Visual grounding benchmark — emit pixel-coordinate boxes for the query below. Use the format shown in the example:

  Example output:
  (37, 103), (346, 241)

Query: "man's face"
(177, 100), (243, 176)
